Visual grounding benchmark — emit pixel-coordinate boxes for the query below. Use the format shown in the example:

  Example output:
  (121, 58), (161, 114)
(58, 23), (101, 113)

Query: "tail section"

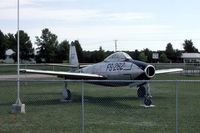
(69, 44), (79, 68)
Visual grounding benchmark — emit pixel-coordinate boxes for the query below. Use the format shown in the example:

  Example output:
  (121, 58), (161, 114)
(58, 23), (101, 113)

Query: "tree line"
(0, 28), (199, 63)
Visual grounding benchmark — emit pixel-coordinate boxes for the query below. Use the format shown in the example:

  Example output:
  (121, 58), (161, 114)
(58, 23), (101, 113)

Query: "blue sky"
(1, 0), (200, 51)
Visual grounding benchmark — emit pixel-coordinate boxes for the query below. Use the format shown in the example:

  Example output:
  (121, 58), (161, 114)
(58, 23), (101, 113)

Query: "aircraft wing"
(47, 63), (91, 68)
(20, 69), (106, 80)
(155, 68), (183, 74)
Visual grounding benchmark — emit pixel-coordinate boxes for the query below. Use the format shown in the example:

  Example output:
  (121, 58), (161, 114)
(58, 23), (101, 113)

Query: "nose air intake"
(144, 65), (155, 78)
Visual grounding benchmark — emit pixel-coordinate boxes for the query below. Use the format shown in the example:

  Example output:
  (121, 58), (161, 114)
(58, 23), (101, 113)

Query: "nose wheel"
(138, 83), (153, 106)
(144, 97), (152, 106)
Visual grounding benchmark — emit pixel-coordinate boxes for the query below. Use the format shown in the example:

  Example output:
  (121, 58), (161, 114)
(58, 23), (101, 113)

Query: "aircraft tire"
(62, 89), (71, 100)
(137, 86), (146, 98)
(144, 98), (152, 106)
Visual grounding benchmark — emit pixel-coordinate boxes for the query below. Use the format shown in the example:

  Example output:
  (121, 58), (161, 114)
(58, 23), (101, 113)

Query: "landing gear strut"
(137, 86), (146, 98)
(138, 83), (153, 106)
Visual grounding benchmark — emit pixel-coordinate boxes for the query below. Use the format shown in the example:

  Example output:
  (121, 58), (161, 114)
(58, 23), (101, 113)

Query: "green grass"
(0, 65), (17, 75)
(0, 74), (200, 133)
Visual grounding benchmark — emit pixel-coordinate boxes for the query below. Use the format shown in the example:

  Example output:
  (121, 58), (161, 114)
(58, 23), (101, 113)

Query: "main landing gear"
(62, 88), (71, 100)
(137, 83), (153, 106)
(61, 82), (72, 101)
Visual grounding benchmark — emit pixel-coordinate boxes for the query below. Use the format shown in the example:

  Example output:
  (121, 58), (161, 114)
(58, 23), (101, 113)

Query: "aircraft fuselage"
(78, 60), (156, 86)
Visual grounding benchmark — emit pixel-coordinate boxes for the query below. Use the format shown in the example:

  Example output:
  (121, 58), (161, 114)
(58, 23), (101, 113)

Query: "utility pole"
(114, 40), (117, 52)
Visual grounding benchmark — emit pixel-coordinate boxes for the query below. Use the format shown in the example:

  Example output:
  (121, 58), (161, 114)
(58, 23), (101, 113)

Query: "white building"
(181, 53), (200, 63)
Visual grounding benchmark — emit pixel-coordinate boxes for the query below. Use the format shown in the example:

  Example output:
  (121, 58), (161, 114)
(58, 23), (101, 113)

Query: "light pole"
(12, 0), (25, 113)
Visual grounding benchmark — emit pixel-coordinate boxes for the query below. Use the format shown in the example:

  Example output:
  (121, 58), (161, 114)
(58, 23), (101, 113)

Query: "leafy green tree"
(159, 52), (169, 63)
(133, 50), (140, 60)
(15, 30), (34, 61)
(143, 48), (152, 62)
(5, 30), (34, 61)
(183, 39), (198, 53)
(71, 40), (83, 63)
(56, 40), (69, 63)
(4, 31), (33, 61)
(174, 49), (182, 63)
(82, 51), (93, 63)
(0, 30), (6, 59)
(36, 28), (58, 63)
(165, 43), (175, 62)
(4, 33), (16, 50)
(95, 46), (105, 62)
(138, 52), (147, 62)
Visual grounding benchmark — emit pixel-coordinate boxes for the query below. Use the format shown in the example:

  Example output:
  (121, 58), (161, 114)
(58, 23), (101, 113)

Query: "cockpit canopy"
(104, 52), (133, 62)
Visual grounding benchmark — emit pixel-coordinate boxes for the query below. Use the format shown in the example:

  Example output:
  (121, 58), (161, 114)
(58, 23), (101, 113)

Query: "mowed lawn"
(0, 74), (200, 132)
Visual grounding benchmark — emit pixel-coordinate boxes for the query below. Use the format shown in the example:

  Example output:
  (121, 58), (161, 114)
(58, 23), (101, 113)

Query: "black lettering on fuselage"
(106, 62), (125, 71)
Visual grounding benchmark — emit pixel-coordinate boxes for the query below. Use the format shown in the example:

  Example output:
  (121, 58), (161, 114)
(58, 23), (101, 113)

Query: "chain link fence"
(0, 54), (199, 133)
(0, 79), (200, 133)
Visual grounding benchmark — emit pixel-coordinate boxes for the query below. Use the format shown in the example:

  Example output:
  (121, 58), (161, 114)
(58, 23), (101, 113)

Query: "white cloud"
(51, 24), (175, 51)
(0, 3), (154, 23)
(21, 24), (172, 47)
(108, 12), (153, 21)
(0, 7), (100, 21)
(21, 8), (100, 21)
(0, 7), (152, 22)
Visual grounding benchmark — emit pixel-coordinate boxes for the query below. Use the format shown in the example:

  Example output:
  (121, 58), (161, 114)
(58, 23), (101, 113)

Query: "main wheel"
(144, 98), (152, 106)
(62, 89), (71, 100)
(137, 86), (146, 98)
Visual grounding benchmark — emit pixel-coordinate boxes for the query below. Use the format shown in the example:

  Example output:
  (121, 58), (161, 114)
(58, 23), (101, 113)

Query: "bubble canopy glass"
(104, 52), (133, 62)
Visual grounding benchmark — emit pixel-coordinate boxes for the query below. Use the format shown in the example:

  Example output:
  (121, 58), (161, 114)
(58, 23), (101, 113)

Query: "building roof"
(181, 53), (200, 59)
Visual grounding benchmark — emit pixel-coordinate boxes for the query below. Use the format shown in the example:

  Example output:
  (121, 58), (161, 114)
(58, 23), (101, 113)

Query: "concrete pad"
(60, 99), (72, 103)
(11, 104), (25, 113)
(140, 104), (156, 108)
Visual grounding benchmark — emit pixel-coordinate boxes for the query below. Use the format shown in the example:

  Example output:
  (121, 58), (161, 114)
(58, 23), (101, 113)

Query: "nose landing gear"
(138, 83), (153, 106)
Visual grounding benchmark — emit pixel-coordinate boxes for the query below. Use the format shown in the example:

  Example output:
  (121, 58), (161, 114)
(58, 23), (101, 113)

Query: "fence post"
(176, 80), (179, 133)
(81, 81), (85, 133)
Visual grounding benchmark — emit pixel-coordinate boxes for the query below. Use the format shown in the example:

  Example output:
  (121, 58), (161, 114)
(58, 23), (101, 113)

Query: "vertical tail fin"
(69, 44), (79, 67)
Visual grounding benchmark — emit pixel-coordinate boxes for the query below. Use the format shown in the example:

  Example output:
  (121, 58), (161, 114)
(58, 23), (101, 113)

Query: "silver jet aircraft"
(20, 45), (183, 106)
